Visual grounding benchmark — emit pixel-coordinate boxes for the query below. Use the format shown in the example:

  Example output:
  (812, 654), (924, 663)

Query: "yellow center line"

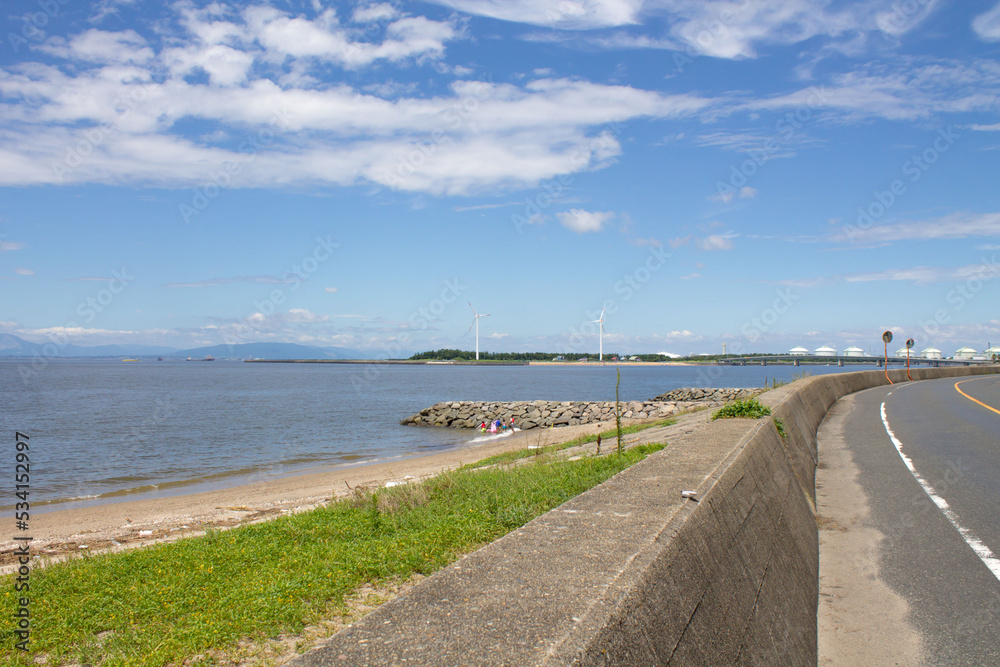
(955, 379), (1000, 416)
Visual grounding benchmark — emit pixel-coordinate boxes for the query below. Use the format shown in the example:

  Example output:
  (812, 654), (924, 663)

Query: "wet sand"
(1, 421), (621, 572)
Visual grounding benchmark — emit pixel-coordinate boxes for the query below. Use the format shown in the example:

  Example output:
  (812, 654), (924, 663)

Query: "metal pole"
(884, 340), (892, 385)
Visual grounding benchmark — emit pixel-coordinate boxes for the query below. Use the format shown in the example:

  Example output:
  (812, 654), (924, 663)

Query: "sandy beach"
(1, 421), (627, 573)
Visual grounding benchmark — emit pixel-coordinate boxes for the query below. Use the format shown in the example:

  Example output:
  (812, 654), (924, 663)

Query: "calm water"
(1, 360), (868, 509)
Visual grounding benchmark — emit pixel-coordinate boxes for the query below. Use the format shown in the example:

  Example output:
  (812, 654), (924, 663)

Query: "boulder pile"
(650, 387), (760, 403)
(400, 387), (762, 430)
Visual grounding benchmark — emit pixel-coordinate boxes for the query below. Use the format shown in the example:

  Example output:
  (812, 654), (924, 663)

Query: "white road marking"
(881, 401), (1000, 581)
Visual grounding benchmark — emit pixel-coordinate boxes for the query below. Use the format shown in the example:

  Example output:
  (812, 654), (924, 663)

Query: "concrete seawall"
(293, 366), (999, 666)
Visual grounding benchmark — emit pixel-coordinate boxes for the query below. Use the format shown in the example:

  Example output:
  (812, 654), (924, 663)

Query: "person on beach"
(490, 420), (497, 433)
(510, 416), (515, 431)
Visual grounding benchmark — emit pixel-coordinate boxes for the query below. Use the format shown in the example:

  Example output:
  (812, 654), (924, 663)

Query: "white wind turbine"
(468, 301), (491, 360)
(592, 307), (606, 362)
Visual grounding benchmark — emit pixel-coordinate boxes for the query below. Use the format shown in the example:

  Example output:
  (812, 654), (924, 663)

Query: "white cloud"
(745, 60), (1000, 122)
(875, 0), (941, 37)
(353, 4), (400, 23)
(840, 212), (1000, 244)
(428, 0), (643, 29)
(973, 2), (1000, 42)
(40, 29), (154, 65)
(163, 43), (255, 87)
(0, 241), (24, 251)
(246, 7), (456, 68)
(711, 184), (757, 203)
(969, 123), (1000, 131)
(844, 260), (1000, 285)
(0, 38), (708, 193)
(163, 275), (294, 288)
(325, 286), (340, 293)
(556, 209), (615, 233)
(285, 308), (329, 323)
(696, 234), (734, 251)
(14, 267), (34, 275)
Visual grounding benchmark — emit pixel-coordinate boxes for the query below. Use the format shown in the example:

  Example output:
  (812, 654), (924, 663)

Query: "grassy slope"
(1, 444), (665, 666)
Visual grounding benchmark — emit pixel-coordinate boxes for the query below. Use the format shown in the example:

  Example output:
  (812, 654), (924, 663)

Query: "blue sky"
(2, 0), (1000, 357)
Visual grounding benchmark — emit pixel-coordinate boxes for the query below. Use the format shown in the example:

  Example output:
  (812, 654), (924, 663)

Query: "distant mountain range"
(0, 334), (372, 360)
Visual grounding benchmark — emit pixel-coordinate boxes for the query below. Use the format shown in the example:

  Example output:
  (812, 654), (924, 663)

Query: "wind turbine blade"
(468, 317), (477, 332)
(599, 307), (605, 321)
(468, 301), (478, 317)
(482, 314), (491, 317)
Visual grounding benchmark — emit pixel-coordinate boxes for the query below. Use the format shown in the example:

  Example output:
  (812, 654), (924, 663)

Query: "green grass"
(0, 443), (665, 666)
(463, 419), (676, 469)
(711, 398), (772, 420)
(712, 399), (788, 440)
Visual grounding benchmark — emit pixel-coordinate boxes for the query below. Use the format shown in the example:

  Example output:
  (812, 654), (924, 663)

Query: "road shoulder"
(816, 392), (923, 665)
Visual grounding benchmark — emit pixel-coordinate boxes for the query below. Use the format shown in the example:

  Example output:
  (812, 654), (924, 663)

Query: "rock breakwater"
(650, 387), (760, 402)
(400, 387), (762, 430)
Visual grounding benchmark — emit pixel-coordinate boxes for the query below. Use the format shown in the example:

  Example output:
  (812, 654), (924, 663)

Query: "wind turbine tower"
(592, 308), (606, 362)
(468, 302), (491, 361)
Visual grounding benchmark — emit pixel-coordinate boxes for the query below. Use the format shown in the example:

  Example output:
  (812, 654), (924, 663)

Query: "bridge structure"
(717, 355), (995, 367)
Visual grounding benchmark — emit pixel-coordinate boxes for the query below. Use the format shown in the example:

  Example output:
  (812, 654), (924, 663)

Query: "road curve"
(818, 375), (1000, 666)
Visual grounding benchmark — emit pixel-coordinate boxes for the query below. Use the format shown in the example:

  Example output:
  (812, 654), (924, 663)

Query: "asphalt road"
(823, 374), (1000, 665)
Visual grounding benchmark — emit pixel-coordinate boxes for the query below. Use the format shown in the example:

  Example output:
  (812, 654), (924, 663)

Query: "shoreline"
(0, 421), (624, 572)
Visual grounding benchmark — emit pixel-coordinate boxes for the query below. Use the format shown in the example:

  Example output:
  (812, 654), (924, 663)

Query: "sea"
(1, 359), (873, 511)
